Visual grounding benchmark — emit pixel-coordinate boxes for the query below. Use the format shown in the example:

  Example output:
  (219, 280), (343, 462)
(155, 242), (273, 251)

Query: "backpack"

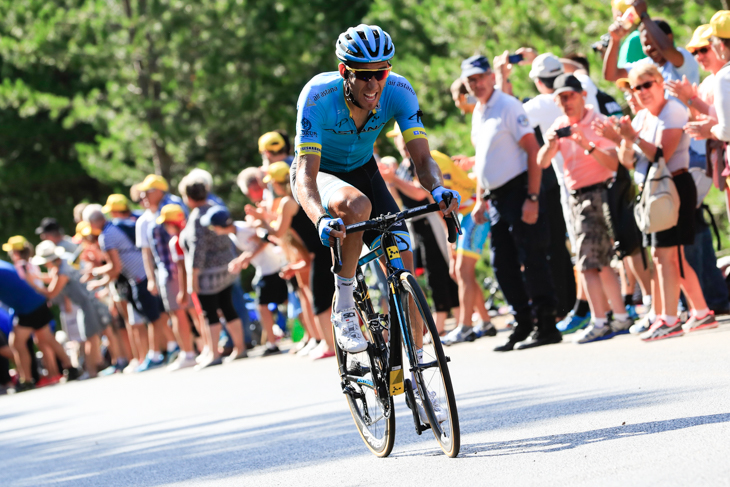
(634, 148), (680, 234)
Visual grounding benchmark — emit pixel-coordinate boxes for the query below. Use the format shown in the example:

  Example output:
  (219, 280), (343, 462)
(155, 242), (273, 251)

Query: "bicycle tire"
(398, 272), (460, 457)
(333, 313), (396, 457)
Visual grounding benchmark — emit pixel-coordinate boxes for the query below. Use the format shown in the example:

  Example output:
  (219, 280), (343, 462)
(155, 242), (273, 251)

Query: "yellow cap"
(2, 235), (28, 252)
(687, 24), (713, 51)
(711, 11), (730, 38)
(262, 161), (291, 184)
(156, 204), (186, 225)
(258, 132), (286, 153)
(74, 221), (95, 238)
(616, 78), (632, 90)
(385, 122), (401, 138)
(136, 174), (169, 193)
(611, 0), (631, 14)
(102, 194), (130, 213)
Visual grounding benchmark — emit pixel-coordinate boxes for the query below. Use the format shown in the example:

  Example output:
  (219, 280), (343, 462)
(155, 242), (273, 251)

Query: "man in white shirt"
(462, 55), (560, 351)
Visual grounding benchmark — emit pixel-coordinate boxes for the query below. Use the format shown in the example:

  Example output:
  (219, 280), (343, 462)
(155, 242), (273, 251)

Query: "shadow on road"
(3, 384), (712, 486)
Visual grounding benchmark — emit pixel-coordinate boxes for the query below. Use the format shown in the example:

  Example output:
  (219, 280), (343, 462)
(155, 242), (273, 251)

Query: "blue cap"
(200, 205), (233, 228)
(461, 55), (491, 78)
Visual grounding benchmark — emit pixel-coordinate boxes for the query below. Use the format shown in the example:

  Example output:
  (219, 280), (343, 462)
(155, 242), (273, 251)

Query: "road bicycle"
(329, 195), (461, 457)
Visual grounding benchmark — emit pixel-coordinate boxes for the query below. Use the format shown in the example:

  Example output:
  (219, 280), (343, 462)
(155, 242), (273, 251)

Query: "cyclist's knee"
(330, 189), (371, 223)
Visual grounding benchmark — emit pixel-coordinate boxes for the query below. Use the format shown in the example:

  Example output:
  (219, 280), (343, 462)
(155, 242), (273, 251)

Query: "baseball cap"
(156, 204), (186, 225)
(711, 11), (730, 38)
(35, 217), (60, 235)
(552, 73), (584, 95)
(529, 53), (564, 80)
(687, 24), (713, 51)
(2, 235), (28, 252)
(136, 174), (169, 193)
(31, 240), (66, 266)
(386, 122), (401, 138)
(102, 194), (130, 213)
(611, 0), (631, 14)
(200, 205), (233, 228)
(460, 55), (491, 78)
(75, 221), (93, 238)
(263, 161), (291, 184)
(258, 132), (286, 153)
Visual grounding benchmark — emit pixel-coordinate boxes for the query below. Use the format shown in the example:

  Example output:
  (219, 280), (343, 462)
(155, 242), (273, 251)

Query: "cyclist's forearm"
(296, 154), (328, 224)
(407, 138), (444, 192)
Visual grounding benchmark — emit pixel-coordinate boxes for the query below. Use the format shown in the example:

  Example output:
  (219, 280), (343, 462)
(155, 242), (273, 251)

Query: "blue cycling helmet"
(336, 24), (395, 64)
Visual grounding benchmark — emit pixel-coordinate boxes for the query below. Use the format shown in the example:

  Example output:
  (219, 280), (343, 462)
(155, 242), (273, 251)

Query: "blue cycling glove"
(431, 186), (461, 209)
(318, 216), (344, 247)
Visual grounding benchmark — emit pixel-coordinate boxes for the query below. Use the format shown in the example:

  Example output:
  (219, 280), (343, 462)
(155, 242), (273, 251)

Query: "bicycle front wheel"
(334, 312), (396, 457)
(399, 273), (460, 457)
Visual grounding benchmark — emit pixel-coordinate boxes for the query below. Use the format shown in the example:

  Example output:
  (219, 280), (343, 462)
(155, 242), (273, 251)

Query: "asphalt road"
(2, 319), (729, 487)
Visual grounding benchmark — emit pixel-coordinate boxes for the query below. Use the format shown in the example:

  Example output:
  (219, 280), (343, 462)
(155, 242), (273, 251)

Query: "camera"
(555, 126), (572, 138)
(591, 33), (611, 53)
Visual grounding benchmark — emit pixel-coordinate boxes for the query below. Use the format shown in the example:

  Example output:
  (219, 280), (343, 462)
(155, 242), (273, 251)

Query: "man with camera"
(539, 74), (634, 344)
(463, 55), (560, 352)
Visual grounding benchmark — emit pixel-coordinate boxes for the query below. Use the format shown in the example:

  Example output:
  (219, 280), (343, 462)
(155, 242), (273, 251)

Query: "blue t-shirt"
(99, 222), (147, 282)
(295, 71), (427, 173)
(0, 260), (46, 315)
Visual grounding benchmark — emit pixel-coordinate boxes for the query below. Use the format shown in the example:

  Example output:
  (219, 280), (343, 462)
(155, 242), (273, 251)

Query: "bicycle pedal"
(346, 362), (370, 377)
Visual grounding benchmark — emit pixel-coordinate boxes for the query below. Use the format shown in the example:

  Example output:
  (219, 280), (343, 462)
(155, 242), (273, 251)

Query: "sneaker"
(135, 354), (165, 373)
(473, 321), (497, 338)
(515, 330), (562, 349)
(262, 344), (281, 357)
(441, 325), (476, 346)
(64, 367), (81, 381)
(195, 348), (211, 364)
(682, 312), (718, 333)
(626, 304), (639, 320)
(98, 365), (119, 376)
(332, 308), (368, 353)
(573, 323), (614, 344)
(165, 346), (180, 365)
(296, 338), (320, 357)
(309, 342), (336, 360)
(123, 359), (140, 374)
(195, 356), (223, 370)
(76, 371), (95, 381)
(640, 319), (684, 342)
(15, 381), (35, 393)
(610, 316), (634, 335)
(556, 311), (591, 335)
(223, 351), (248, 364)
(35, 374), (63, 388)
(630, 315), (653, 335)
(414, 389), (447, 425)
(167, 354), (198, 371)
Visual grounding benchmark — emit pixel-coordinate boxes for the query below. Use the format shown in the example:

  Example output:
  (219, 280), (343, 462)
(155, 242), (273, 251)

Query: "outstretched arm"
(406, 138), (458, 215)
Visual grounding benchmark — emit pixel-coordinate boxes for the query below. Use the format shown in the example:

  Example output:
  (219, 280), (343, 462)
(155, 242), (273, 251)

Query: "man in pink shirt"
(538, 74), (634, 344)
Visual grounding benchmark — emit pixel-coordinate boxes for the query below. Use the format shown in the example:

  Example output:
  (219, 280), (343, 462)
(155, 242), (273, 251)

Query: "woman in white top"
(618, 64), (715, 341)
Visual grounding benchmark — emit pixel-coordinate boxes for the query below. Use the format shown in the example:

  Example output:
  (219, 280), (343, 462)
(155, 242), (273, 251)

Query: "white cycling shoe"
(332, 307), (368, 353)
(414, 388), (447, 425)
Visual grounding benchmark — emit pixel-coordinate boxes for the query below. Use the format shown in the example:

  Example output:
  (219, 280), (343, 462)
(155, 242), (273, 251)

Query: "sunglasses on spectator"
(631, 80), (656, 92)
(345, 66), (391, 82)
(692, 47), (710, 56)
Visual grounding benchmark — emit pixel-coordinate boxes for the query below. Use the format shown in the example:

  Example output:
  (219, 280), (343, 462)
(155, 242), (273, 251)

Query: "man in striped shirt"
(86, 209), (168, 372)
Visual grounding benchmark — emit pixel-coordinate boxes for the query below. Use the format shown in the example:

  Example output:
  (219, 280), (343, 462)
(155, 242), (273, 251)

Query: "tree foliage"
(0, 0), (725, 247)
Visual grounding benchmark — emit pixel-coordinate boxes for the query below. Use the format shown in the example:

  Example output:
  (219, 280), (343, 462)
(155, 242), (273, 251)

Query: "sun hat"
(262, 161), (291, 184)
(156, 204), (186, 225)
(102, 194), (130, 213)
(200, 205), (233, 228)
(529, 53), (564, 80)
(30, 240), (65, 266)
(687, 24), (713, 51)
(136, 174), (169, 193)
(258, 132), (286, 153)
(711, 11), (730, 38)
(2, 235), (28, 252)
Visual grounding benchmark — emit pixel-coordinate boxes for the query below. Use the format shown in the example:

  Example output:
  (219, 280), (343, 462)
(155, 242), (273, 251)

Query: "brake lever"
(330, 221), (343, 274)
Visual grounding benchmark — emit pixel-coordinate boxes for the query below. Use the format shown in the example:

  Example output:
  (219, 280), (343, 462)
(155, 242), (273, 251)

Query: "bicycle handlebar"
(329, 193), (462, 274)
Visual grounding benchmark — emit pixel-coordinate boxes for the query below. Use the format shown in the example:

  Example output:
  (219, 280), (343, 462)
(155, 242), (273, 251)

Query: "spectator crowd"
(1, 0), (730, 394)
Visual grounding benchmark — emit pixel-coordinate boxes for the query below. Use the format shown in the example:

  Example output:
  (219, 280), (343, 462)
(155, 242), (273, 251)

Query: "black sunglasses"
(693, 47), (710, 56)
(345, 66), (391, 82)
(631, 80), (656, 92)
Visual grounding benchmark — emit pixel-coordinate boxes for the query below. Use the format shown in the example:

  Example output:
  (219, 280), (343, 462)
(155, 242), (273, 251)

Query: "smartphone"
(507, 53), (524, 64)
(555, 126), (572, 138)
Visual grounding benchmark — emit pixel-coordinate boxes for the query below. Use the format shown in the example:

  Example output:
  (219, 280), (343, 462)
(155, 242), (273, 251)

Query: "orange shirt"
(550, 107), (617, 191)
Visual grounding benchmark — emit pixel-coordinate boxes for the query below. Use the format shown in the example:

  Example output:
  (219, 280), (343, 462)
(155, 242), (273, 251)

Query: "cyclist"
(292, 24), (459, 363)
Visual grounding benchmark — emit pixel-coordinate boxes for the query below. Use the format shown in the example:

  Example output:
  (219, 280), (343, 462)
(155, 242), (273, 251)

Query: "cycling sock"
(662, 315), (679, 327)
(166, 341), (178, 353)
(693, 308), (710, 319)
(613, 312), (629, 322)
(575, 299), (590, 317)
(334, 275), (356, 313)
(642, 295), (652, 307)
(623, 294), (634, 307)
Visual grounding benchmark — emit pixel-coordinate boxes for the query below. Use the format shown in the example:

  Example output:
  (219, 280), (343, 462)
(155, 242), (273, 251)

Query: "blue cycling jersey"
(295, 71), (427, 173)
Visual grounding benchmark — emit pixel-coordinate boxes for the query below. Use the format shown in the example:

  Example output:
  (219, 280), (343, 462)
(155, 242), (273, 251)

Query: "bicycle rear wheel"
(399, 273), (460, 457)
(334, 313), (396, 457)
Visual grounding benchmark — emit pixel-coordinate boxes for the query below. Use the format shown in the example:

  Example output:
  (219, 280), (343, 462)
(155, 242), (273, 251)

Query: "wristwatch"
(526, 193), (539, 202)
(584, 142), (596, 155)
